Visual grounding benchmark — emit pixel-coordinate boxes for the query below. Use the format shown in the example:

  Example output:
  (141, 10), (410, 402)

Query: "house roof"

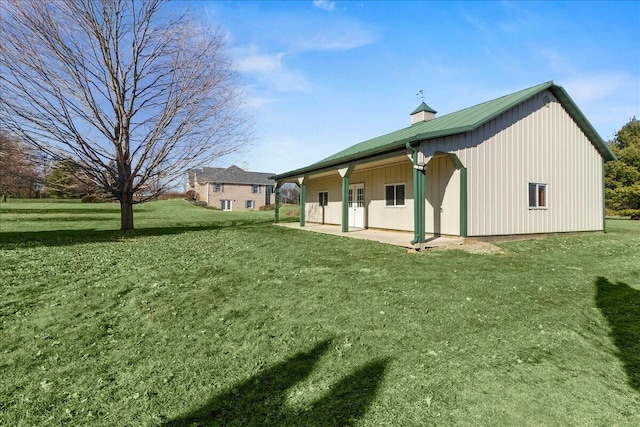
(188, 165), (275, 186)
(272, 81), (616, 181)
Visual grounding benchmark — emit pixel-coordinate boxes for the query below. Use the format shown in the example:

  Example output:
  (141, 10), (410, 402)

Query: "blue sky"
(181, 1), (640, 175)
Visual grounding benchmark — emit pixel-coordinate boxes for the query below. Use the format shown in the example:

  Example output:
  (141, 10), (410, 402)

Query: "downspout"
(406, 143), (425, 245)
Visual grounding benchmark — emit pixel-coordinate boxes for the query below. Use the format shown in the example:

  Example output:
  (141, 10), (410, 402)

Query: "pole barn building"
(271, 82), (616, 244)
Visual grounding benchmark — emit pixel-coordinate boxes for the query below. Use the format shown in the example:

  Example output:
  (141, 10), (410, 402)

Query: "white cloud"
(562, 72), (638, 104)
(218, 4), (379, 113)
(293, 23), (377, 51)
(539, 49), (575, 74)
(561, 72), (640, 138)
(231, 45), (310, 98)
(234, 49), (286, 73)
(313, 0), (335, 12)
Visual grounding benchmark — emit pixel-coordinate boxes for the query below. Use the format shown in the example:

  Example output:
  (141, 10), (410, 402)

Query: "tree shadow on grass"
(163, 340), (389, 427)
(595, 276), (640, 392)
(0, 208), (122, 215)
(0, 219), (275, 250)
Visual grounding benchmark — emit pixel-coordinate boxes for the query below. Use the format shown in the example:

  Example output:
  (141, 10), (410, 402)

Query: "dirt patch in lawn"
(410, 239), (504, 254)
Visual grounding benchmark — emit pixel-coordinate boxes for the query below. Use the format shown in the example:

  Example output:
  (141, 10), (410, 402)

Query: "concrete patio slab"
(276, 222), (465, 250)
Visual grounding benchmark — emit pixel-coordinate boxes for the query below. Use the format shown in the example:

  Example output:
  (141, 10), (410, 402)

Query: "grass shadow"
(163, 339), (389, 426)
(0, 219), (275, 249)
(595, 276), (640, 392)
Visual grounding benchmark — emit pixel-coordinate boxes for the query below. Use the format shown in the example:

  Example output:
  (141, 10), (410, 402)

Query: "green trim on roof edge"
(272, 81), (616, 181)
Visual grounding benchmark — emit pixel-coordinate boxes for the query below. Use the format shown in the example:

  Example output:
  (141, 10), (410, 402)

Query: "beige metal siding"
(304, 158), (414, 231)
(420, 90), (604, 236)
(425, 156), (460, 235)
(352, 161), (413, 231)
(306, 175), (342, 224)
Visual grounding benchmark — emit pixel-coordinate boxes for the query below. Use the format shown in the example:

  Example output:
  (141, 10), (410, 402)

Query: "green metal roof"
(273, 81), (616, 180)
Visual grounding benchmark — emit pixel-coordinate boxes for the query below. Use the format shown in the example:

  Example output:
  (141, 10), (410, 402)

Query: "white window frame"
(245, 200), (255, 209)
(384, 183), (406, 207)
(251, 184), (260, 194)
(318, 191), (329, 207)
(528, 182), (547, 209)
(221, 199), (232, 211)
(214, 183), (223, 193)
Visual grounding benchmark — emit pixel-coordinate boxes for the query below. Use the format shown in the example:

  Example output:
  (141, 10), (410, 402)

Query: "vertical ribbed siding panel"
(306, 174), (342, 225)
(425, 156), (460, 235)
(369, 161), (413, 231)
(461, 90), (604, 235)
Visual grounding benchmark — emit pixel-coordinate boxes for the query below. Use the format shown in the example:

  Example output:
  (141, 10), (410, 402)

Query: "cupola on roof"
(411, 101), (437, 124)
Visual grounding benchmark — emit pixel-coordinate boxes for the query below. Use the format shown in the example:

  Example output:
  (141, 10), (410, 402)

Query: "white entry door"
(348, 183), (365, 228)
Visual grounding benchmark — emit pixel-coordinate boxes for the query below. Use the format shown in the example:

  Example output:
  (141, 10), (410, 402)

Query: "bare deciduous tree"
(0, 130), (44, 200)
(279, 183), (300, 204)
(0, 0), (251, 230)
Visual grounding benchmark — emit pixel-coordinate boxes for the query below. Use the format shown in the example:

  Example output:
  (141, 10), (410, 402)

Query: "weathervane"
(417, 89), (424, 102)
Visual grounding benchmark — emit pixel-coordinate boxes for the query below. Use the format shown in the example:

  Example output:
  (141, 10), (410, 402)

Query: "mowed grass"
(1, 199), (639, 426)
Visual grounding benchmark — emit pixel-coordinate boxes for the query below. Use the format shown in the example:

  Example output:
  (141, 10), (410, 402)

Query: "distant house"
(187, 165), (275, 211)
(271, 81), (616, 242)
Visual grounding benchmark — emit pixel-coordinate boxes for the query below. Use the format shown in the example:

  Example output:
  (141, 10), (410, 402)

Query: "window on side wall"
(319, 191), (329, 207)
(252, 184), (260, 194)
(246, 200), (255, 209)
(528, 183), (547, 208)
(214, 183), (223, 192)
(385, 183), (405, 207)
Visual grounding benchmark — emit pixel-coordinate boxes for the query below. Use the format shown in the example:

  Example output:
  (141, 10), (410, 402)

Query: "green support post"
(299, 180), (306, 227)
(407, 143), (425, 245)
(341, 175), (350, 232)
(602, 158), (606, 233)
(460, 167), (467, 237)
(274, 183), (281, 223)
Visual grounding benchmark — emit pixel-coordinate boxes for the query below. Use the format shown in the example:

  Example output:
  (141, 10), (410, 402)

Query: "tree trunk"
(120, 192), (134, 232)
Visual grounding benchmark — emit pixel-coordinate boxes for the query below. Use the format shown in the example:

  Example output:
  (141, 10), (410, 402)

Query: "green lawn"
(1, 199), (639, 426)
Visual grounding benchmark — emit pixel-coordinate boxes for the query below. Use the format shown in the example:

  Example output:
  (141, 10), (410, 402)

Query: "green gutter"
(273, 138), (421, 181)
